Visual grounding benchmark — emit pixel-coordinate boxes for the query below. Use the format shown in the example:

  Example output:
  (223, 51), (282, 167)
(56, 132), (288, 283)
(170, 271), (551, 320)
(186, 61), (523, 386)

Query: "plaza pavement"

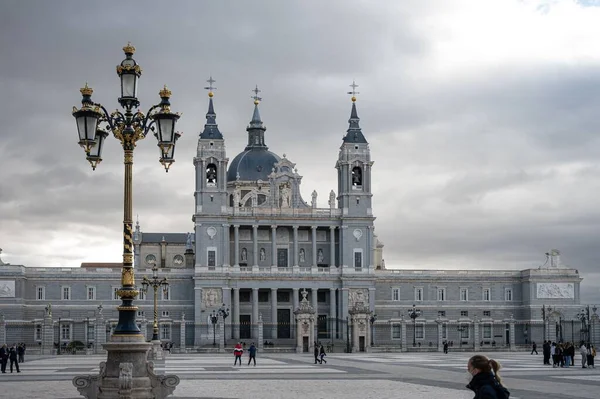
(0, 351), (598, 398)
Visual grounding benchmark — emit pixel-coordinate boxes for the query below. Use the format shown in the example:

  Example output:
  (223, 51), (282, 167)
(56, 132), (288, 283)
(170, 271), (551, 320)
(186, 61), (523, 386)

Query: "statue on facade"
(0, 248), (4, 266)
(233, 189), (241, 207)
(45, 303), (52, 316)
(311, 190), (317, 208)
(241, 248), (247, 262)
(317, 249), (324, 263)
(259, 248), (266, 261)
(185, 232), (193, 250)
(328, 190), (336, 208)
(280, 184), (291, 208)
(299, 249), (305, 263)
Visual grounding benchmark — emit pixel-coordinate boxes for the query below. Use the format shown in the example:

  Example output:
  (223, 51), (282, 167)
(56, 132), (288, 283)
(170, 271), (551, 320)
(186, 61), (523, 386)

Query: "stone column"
(223, 224), (230, 268)
(271, 225), (277, 269)
(0, 315), (5, 346)
(233, 225), (240, 267)
(233, 288), (240, 340)
(340, 226), (348, 268)
(367, 226), (373, 269)
(252, 225), (259, 269)
(401, 318), (407, 352)
(436, 320), (444, 352)
(341, 288), (349, 321)
(194, 287), (203, 347)
(544, 319), (550, 341)
(179, 315), (186, 353)
(252, 288), (259, 339)
(258, 314), (264, 350)
(474, 320), (480, 351)
(218, 316), (225, 353)
(292, 226), (299, 269)
(311, 226), (317, 268)
(271, 288), (278, 340)
(509, 320), (516, 351)
(43, 312), (54, 355)
(329, 288), (336, 339)
(329, 226), (336, 267)
(292, 288), (299, 333)
(95, 310), (105, 355)
(312, 289), (319, 340)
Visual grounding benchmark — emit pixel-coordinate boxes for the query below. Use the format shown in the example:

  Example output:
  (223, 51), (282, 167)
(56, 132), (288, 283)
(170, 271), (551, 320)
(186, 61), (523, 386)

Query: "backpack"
(493, 381), (510, 399)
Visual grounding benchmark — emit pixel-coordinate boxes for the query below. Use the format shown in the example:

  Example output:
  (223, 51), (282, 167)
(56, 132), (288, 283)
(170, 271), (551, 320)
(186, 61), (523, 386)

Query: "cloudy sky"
(1, 0), (599, 302)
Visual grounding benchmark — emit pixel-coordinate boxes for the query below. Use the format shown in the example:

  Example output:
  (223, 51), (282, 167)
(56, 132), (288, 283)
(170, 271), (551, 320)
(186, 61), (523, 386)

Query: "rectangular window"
(61, 323), (71, 341)
(460, 288), (468, 301)
(505, 288), (513, 301)
(438, 311), (446, 317)
(483, 324), (492, 339)
(35, 324), (42, 341)
(87, 286), (96, 300)
(437, 288), (446, 301)
(354, 251), (362, 269)
(239, 291), (251, 302)
(392, 324), (401, 339)
(277, 291), (290, 302)
(36, 286), (45, 300)
(208, 250), (216, 267)
(317, 291), (327, 303)
(442, 324), (447, 339)
(162, 310), (169, 317)
(162, 287), (170, 301)
(113, 287), (120, 300)
(87, 324), (95, 342)
(483, 310), (491, 317)
(137, 310), (145, 318)
(460, 325), (469, 339)
(258, 290), (269, 302)
(483, 288), (490, 301)
(414, 287), (423, 301)
(392, 288), (400, 301)
(160, 324), (171, 340)
(460, 310), (468, 317)
(138, 288), (146, 300)
(62, 286), (71, 300)
(415, 324), (424, 339)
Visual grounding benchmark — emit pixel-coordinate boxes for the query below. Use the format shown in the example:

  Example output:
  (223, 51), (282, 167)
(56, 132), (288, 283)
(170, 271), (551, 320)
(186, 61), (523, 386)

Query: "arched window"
(352, 166), (362, 187)
(206, 163), (217, 185)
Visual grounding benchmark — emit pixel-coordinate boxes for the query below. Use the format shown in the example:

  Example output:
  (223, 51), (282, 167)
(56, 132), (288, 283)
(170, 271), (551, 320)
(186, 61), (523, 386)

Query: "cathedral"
(0, 82), (594, 354)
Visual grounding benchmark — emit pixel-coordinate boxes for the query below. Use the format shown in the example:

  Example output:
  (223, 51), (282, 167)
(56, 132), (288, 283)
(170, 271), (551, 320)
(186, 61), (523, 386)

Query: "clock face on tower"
(145, 254), (156, 266)
(173, 254), (184, 266)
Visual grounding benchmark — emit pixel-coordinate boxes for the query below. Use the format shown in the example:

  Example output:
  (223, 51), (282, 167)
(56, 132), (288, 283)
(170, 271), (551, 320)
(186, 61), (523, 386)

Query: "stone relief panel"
(349, 288), (368, 308)
(258, 230), (269, 241)
(276, 228), (290, 243)
(239, 230), (251, 241)
(536, 283), (574, 299)
(0, 280), (15, 297)
(298, 230), (309, 242)
(202, 288), (222, 307)
(316, 231), (327, 242)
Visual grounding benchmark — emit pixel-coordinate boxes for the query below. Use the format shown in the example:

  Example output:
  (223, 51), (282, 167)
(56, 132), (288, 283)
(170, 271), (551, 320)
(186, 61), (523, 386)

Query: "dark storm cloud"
(1, 0), (599, 303)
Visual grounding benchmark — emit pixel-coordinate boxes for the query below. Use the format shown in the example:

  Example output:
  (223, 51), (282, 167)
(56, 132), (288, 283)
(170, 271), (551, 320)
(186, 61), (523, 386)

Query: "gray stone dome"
(227, 148), (281, 182)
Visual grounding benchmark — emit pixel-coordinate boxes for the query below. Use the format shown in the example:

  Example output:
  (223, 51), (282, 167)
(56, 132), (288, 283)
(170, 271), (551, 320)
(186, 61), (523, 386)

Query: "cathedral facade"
(0, 86), (595, 354)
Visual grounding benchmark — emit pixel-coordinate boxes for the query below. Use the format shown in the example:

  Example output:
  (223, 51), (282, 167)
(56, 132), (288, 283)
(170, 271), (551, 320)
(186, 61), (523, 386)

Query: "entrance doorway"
(359, 336), (366, 352)
(240, 315), (251, 339)
(303, 336), (309, 352)
(277, 249), (288, 267)
(278, 309), (291, 338)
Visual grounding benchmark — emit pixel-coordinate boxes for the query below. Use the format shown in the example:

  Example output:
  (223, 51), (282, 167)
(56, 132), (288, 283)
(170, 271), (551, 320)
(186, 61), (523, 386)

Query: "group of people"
(536, 340), (596, 368)
(233, 342), (257, 366)
(313, 342), (327, 364)
(0, 343), (24, 373)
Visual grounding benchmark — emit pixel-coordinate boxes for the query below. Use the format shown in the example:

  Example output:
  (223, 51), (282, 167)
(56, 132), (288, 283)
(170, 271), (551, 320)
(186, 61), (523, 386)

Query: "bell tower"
(336, 81), (373, 217)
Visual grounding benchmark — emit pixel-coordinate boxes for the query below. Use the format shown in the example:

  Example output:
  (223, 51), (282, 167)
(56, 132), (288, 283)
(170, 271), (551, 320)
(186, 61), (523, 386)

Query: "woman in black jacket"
(466, 355), (509, 399)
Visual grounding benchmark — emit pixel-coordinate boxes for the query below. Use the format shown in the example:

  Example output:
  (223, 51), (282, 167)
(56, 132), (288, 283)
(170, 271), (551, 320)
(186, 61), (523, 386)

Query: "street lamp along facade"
(141, 264), (169, 342)
(71, 43), (181, 338)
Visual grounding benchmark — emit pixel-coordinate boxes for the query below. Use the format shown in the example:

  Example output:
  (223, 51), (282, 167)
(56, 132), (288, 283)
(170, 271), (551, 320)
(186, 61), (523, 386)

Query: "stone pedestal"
(150, 340), (163, 360)
(73, 335), (179, 399)
(401, 318), (407, 352)
(218, 318), (225, 353)
(349, 304), (370, 353)
(257, 315), (264, 350)
(42, 312), (54, 355)
(293, 290), (315, 353)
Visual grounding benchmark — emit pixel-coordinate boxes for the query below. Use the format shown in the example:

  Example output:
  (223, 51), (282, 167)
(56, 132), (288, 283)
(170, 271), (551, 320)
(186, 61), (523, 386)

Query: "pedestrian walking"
(0, 344), (8, 373)
(233, 342), (243, 366)
(587, 345), (596, 368)
(465, 355), (510, 399)
(247, 343), (257, 366)
(542, 341), (550, 365)
(579, 342), (588, 368)
(314, 342), (321, 364)
(17, 343), (25, 363)
(8, 345), (20, 373)
(319, 344), (327, 364)
(530, 342), (538, 355)
(443, 341), (449, 354)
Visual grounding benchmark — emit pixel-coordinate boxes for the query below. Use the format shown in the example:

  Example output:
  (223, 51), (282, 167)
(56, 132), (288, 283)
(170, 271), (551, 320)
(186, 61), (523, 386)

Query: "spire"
(245, 85), (268, 149)
(199, 76), (223, 139)
(343, 80), (367, 144)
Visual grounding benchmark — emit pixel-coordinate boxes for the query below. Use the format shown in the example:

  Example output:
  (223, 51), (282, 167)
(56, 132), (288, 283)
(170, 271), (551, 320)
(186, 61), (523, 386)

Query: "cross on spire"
(204, 76), (216, 97)
(348, 80), (359, 102)
(251, 85), (262, 104)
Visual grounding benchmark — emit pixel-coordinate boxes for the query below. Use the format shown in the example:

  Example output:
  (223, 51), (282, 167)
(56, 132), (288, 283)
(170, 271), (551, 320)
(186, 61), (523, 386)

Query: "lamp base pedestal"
(72, 335), (179, 399)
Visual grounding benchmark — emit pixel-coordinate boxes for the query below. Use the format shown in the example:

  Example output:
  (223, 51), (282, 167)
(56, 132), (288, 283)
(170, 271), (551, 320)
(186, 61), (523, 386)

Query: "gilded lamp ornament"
(71, 44), (181, 337)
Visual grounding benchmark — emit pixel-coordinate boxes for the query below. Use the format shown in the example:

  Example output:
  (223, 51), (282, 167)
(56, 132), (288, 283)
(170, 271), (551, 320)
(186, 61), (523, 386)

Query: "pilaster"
(401, 318), (407, 352)
(0, 315), (6, 346)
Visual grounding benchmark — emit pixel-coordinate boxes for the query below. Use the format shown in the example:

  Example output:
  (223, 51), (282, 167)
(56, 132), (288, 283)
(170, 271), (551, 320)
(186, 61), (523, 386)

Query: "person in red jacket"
(233, 342), (243, 366)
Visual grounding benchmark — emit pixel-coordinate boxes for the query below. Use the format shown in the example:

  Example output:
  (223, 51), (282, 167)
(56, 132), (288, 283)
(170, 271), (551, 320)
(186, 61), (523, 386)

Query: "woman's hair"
(469, 355), (503, 385)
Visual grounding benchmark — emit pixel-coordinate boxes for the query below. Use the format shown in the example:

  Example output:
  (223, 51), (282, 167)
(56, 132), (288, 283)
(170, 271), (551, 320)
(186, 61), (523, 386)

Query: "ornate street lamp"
(541, 305), (552, 341)
(408, 304), (421, 347)
(218, 303), (230, 345)
(71, 43), (181, 341)
(210, 310), (218, 346)
(369, 314), (377, 346)
(141, 265), (169, 342)
(576, 306), (592, 345)
(457, 324), (467, 349)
